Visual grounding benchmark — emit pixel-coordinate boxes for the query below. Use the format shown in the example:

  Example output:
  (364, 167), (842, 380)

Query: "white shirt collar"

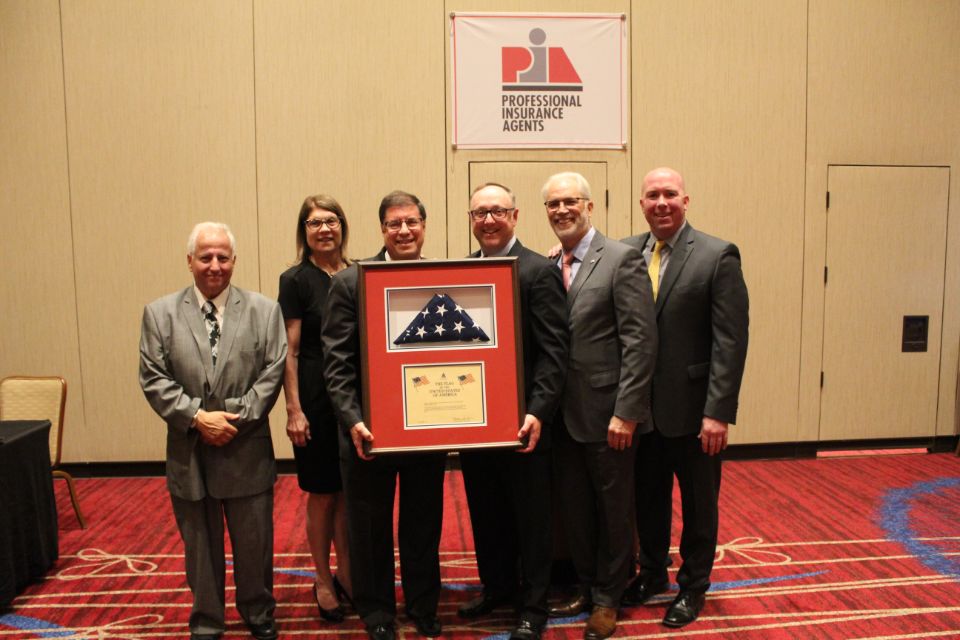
(481, 235), (517, 258)
(193, 285), (230, 312)
(646, 221), (686, 251)
(570, 226), (596, 262)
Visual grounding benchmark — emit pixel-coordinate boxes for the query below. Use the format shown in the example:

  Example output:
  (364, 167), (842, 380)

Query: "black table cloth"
(0, 420), (58, 610)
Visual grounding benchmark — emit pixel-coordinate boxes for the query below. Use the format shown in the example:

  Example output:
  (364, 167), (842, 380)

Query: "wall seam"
(57, 0), (90, 460)
(251, 0), (262, 291)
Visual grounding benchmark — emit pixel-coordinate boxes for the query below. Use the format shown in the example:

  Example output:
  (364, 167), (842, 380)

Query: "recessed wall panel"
(0, 0), (87, 461)
(62, 0), (258, 461)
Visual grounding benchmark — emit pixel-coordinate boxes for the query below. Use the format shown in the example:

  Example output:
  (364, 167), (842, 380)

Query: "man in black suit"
(457, 183), (569, 640)
(322, 191), (447, 640)
(621, 167), (749, 628)
(543, 172), (658, 640)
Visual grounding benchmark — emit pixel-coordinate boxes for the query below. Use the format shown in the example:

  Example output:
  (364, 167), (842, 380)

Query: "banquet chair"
(0, 376), (86, 528)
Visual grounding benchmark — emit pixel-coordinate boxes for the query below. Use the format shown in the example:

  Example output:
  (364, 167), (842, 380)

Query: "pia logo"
(502, 28), (582, 91)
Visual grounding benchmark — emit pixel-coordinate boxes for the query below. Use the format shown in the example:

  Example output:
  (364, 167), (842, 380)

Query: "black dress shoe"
(662, 591), (706, 628)
(366, 623), (396, 640)
(509, 619), (543, 640)
(189, 634), (221, 640)
(621, 575), (669, 606)
(407, 612), (442, 637)
(246, 619), (278, 640)
(547, 594), (591, 618)
(458, 592), (507, 618)
(314, 582), (346, 622)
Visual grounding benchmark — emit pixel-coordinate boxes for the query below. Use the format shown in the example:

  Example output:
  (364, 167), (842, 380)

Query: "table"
(0, 420), (58, 610)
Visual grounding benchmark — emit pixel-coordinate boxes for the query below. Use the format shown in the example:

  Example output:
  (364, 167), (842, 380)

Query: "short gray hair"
(541, 172), (592, 202)
(187, 222), (236, 256)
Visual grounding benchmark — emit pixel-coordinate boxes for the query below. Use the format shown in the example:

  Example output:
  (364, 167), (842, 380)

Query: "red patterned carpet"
(3, 453), (960, 639)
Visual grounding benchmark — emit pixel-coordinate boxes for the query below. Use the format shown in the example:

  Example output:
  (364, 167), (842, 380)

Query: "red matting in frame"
(358, 258), (524, 453)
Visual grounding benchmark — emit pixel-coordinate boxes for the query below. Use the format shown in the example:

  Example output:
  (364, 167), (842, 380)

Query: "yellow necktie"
(649, 240), (665, 300)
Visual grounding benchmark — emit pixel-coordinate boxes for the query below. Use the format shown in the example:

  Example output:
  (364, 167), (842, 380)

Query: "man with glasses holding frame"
(322, 191), (446, 640)
(542, 173), (657, 640)
(457, 183), (569, 640)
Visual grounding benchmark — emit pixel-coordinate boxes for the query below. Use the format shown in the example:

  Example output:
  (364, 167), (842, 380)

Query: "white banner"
(450, 12), (627, 149)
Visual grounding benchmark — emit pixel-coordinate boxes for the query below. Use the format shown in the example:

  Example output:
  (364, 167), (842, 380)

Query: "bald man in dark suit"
(621, 167), (749, 628)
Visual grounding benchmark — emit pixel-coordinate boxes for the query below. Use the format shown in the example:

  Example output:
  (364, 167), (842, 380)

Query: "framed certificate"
(358, 258), (524, 453)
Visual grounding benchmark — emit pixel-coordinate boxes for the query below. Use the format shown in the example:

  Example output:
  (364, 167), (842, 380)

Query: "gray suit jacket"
(139, 286), (287, 500)
(623, 224), (749, 437)
(563, 230), (657, 443)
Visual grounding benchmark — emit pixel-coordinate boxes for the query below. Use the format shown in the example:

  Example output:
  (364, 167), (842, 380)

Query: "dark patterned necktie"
(202, 300), (220, 365)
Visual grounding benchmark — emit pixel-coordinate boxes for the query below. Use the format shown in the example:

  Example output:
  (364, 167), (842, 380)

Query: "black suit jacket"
(471, 240), (569, 447)
(320, 249), (386, 454)
(623, 224), (749, 437)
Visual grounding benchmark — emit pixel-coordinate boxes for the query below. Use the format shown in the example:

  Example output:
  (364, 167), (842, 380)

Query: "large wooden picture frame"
(358, 258), (524, 454)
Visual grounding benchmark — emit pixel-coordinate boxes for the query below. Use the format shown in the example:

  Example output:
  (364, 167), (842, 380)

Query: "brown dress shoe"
(583, 605), (617, 640)
(548, 594), (591, 618)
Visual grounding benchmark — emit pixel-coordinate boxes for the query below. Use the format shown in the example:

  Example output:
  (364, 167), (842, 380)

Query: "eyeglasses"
(544, 197), (588, 212)
(383, 217), (423, 231)
(304, 217), (341, 230)
(468, 207), (515, 221)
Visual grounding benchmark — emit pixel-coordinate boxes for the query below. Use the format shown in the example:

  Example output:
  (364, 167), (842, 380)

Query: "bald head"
(642, 167), (686, 192)
(640, 167), (689, 240)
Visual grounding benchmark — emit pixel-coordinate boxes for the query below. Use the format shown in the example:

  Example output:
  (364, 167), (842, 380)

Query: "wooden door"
(819, 165), (949, 440)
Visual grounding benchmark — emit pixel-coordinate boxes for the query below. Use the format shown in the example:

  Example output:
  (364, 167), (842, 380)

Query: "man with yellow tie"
(621, 167), (750, 628)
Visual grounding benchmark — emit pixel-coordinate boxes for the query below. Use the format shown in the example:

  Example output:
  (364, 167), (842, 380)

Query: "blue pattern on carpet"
(879, 477), (960, 578)
(0, 614), (73, 638)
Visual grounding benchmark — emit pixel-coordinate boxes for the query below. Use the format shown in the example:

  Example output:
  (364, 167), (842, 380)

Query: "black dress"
(278, 260), (342, 493)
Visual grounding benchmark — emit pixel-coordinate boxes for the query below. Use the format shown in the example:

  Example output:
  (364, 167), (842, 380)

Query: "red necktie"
(562, 252), (576, 291)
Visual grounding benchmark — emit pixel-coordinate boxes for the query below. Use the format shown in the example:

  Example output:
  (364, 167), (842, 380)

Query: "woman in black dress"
(278, 195), (352, 622)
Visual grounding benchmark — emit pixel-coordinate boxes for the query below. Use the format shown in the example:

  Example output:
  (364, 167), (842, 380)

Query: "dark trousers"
(340, 451), (447, 627)
(170, 490), (275, 635)
(460, 448), (552, 625)
(553, 424), (637, 608)
(635, 429), (722, 594)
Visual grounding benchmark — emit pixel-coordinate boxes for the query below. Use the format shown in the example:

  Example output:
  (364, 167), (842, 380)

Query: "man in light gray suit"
(542, 173), (657, 640)
(621, 167), (748, 628)
(139, 222), (286, 640)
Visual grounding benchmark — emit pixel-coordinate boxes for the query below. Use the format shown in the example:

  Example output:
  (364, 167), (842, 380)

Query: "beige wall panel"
(445, 0), (632, 263)
(255, 0), (448, 278)
(254, 1), (448, 457)
(803, 0), (960, 440)
(632, 0), (807, 444)
(62, 1), (258, 461)
(0, 0), (87, 461)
